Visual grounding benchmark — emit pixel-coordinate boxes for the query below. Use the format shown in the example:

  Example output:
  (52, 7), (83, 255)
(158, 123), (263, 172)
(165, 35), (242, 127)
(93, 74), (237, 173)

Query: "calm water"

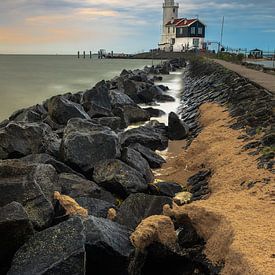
(248, 60), (275, 68)
(0, 55), (159, 121)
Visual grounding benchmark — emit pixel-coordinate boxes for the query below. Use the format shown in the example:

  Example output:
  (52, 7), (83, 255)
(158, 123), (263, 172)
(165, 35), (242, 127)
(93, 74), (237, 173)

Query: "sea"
(247, 60), (275, 68)
(0, 55), (183, 123)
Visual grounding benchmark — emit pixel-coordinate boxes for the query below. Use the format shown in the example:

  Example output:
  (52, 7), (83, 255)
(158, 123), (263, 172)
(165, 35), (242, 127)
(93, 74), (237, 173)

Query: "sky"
(0, 0), (274, 54)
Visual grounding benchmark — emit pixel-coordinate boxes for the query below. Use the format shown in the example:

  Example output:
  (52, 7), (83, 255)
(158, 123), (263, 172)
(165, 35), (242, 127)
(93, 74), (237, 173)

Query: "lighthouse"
(159, 0), (206, 52)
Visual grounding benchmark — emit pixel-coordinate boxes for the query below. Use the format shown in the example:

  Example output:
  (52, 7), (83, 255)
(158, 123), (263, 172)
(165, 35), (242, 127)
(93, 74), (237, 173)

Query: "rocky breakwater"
(0, 58), (218, 274)
(179, 58), (274, 173)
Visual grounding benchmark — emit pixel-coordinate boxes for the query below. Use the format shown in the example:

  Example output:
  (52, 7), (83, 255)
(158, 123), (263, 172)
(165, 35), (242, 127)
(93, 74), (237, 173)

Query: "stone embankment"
(0, 56), (274, 275)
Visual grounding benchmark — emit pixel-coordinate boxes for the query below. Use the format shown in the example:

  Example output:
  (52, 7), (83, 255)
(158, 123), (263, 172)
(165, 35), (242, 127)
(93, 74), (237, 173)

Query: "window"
(198, 27), (203, 35)
(168, 27), (170, 34)
(173, 27), (175, 33)
(193, 38), (199, 47)
(191, 27), (196, 35)
(180, 28), (183, 34)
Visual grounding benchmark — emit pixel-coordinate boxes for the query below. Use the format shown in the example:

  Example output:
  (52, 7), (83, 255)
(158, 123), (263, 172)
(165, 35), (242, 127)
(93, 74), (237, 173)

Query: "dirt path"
(155, 103), (275, 275)
(212, 59), (275, 94)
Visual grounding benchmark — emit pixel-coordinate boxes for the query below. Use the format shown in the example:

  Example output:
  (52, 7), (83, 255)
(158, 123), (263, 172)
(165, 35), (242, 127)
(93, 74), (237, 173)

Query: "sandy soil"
(154, 102), (275, 275)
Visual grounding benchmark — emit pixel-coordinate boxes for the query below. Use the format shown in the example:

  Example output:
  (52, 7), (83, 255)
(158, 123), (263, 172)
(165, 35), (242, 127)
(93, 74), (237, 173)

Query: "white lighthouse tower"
(160, 0), (179, 50)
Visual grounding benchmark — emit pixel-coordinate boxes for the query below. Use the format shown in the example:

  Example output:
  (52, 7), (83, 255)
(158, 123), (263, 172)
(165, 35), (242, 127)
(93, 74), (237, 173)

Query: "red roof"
(166, 18), (198, 27)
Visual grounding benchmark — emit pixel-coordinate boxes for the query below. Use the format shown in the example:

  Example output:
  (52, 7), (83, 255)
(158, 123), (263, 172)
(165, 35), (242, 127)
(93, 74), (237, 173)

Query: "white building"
(159, 0), (206, 52)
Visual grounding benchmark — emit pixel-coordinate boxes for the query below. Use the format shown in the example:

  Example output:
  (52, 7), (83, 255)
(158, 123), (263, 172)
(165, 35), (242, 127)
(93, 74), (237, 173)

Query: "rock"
(20, 153), (83, 176)
(47, 95), (90, 125)
(93, 159), (148, 198)
(0, 202), (34, 274)
(84, 102), (113, 118)
(137, 86), (157, 103)
(115, 193), (172, 230)
(109, 89), (135, 106)
(149, 181), (182, 197)
(61, 118), (120, 174)
(9, 107), (42, 123)
(119, 79), (141, 103)
(75, 197), (115, 218)
(129, 143), (166, 168)
(121, 147), (154, 183)
(91, 116), (121, 130)
(84, 216), (134, 275)
(8, 217), (86, 275)
(58, 173), (116, 204)
(262, 133), (275, 147)
(0, 159), (57, 229)
(173, 192), (192, 205)
(0, 121), (61, 159)
(168, 112), (189, 140)
(144, 107), (165, 118)
(130, 215), (177, 251)
(120, 125), (168, 151)
(82, 80), (112, 110)
(155, 93), (175, 102)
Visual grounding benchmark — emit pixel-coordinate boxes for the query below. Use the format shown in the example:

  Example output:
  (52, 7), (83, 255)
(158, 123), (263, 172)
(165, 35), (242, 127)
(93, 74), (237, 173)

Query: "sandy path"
(212, 59), (275, 94)
(155, 103), (275, 274)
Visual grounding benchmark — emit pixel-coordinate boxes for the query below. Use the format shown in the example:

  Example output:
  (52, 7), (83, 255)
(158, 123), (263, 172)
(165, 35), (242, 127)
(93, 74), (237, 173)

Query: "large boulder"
(144, 107), (166, 118)
(8, 217), (86, 275)
(47, 95), (90, 125)
(60, 118), (120, 174)
(121, 147), (154, 183)
(115, 193), (172, 230)
(58, 173), (116, 204)
(0, 160), (57, 229)
(129, 143), (166, 168)
(118, 79), (141, 103)
(120, 123), (168, 151)
(168, 112), (189, 140)
(93, 159), (148, 198)
(91, 116), (121, 131)
(9, 105), (47, 123)
(109, 89), (135, 106)
(149, 181), (182, 197)
(0, 121), (60, 159)
(0, 202), (34, 274)
(84, 216), (134, 275)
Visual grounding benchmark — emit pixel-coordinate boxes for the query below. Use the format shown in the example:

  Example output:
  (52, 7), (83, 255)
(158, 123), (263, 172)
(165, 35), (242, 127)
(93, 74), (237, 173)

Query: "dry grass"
(154, 102), (275, 275)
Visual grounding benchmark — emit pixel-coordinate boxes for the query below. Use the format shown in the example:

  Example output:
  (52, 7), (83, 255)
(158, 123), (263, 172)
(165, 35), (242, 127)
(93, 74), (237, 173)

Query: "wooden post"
(90, 51), (92, 59)
(83, 51), (85, 58)
(77, 51), (80, 58)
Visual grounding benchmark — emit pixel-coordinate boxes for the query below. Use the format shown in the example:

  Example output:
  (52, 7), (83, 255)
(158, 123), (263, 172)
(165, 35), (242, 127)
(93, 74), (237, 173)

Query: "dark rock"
(262, 133), (275, 147)
(61, 118), (120, 174)
(144, 107), (165, 118)
(91, 116), (122, 130)
(47, 95), (90, 125)
(0, 159), (57, 229)
(121, 147), (154, 183)
(0, 121), (61, 159)
(168, 112), (189, 140)
(82, 80), (112, 110)
(155, 94), (175, 102)
(129, 143), (166, 168)
(75, 197), (114, 218)
(115, 193), (172, 230)
(58, 173), (116, 204)
(84, 102), (113, 118)
(109, 89), (135, 106)
(137, 86), (157, 103)
(119, 79), (141, 103)
(93, 159), (148, 198)
(84, 216), (134, 275)
(149, 182), (182, 197)
(120, 124), (168, 151)
(9, 108), (42, 123)
(8, 217), (86, 275)
(0, 202), (34, 274)
(20, 153), (83, 177)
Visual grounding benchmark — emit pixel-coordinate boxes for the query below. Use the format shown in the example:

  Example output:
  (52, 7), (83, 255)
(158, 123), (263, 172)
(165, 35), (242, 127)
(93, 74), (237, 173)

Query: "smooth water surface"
(0, 55), (158, 121)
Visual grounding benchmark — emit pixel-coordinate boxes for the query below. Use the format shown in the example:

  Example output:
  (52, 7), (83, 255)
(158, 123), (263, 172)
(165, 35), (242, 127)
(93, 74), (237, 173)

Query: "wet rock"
(8, 217), (86, 275)
(61, 118), (120, 174)
(0, 159), (57, 229)
(84, 216), (134, 275)
(9, 107), (43, 123)
(129, 143), (166, 168)
(47, 95), (90, 125)
(93, 159), (147, 198)
(84, 102), (113, 118)
(144, 107), (165, 118)
(120, 124), (168, 151)
(155, 93), (175, 102)
(109, 89), (135, 106)
(0, 121), (60, 159)
(116, 193), (172, 230)
(119, 79), (141, 103)
(168, 112), (189, 140)
(149, 182), (182, 197)
(121, 147), (154, 183)
(0, 202), (34, 274)
(58, 173), (116, 204)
